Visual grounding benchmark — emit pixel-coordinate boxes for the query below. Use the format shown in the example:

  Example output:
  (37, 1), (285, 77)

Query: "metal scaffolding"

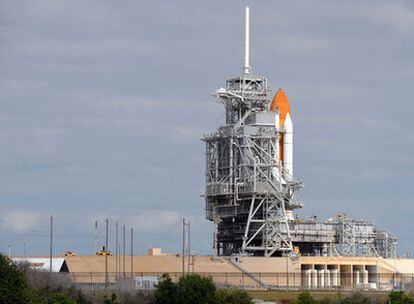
(202, 75), (397, 258)
(202, 6), (397, 258)
(203, 75), (303, 257)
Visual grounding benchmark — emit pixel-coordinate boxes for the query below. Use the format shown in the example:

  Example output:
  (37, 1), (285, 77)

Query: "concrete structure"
(202, 6), (397, 258)
(14, 255), (414, 290)
(147, 248), (163, 256)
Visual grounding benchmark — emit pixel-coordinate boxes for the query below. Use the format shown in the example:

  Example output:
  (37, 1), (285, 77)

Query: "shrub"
(294, 291), (317, 304)
(0, 254), (28, 304)
(103, 293), (118, 304)
(216, 288), (253, 304)
(49, 291), (76, 304)
(177, 274), (217, 304)
(155, 274), (178, 304)
(341, 293), (371, 304)
(389, 291), (414, 304)
(318, 294), (343, 304)
(155, 273), (250, 304)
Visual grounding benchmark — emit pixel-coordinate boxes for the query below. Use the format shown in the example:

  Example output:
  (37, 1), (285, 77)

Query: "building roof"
(64, 255), (239, 273)
(13, 257), (67, 272)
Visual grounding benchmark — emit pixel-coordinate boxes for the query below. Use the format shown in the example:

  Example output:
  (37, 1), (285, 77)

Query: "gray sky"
(1, 0), (413, 256)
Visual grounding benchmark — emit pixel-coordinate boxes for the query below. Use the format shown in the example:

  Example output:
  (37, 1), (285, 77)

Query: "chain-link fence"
(53, 272), (414, 292)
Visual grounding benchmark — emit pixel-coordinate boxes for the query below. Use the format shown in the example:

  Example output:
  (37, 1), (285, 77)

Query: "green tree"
(177, 274), (217, 304)
(0, 254), (28, 304)
(155, 274), (178, 304)
(49, 291), (76, 304)
(389, 291), (414, 304)
(216, 288), (253, 304)
(103, 293), (118, 304)
(294, 291), (317, 304)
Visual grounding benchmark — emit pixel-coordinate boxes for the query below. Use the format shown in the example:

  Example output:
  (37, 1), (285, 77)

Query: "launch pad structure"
(203, 7), (397, 258)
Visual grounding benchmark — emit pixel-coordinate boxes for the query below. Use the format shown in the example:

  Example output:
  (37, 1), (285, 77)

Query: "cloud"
(0, 0), (413, 256)
(127, 210), (182, 234)
(0, 211), (43, 233)
(263, 34), (329, 54)
(363, 3), (414, 34)
(7, 38), (158, 69)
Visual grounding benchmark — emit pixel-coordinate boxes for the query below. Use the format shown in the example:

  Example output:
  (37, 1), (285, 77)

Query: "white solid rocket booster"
(270, 89), (294, 180)
(283, 112), (293, 177)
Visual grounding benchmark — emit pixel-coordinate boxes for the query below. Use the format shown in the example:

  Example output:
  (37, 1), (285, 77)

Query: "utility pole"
(187, 221), (191, 273)
(119, 244), (121, 278)
(123, 225), (126, 277)
(286, 253), (289, 290)
(182, 218), (185, 276)
(115, 222), (118, 278)
(49, 215), (53, 278)
(105, 218), (109, 289)
(130, 227), (134, 277)
(94, 220), (98, 255)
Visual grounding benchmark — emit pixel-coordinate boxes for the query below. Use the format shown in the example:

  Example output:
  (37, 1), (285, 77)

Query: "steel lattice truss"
(203, 76), (302, 256)
(203, 6), (397, 258)
(202, 75), (397, 258)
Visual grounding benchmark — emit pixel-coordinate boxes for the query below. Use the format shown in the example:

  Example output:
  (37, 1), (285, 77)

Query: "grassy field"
(247, 290), (389, 303)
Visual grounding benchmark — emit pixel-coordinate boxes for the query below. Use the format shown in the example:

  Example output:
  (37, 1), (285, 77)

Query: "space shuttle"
(271, 89), (293, 179)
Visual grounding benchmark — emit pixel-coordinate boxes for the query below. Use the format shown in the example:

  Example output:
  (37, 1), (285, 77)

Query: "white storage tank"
(319, 270), (325, 288)
(325, 269), (331, 287)
(331, 269), (339, 287)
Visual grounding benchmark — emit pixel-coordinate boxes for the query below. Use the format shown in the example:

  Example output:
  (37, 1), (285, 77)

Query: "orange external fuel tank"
(270, 89), (291, 163)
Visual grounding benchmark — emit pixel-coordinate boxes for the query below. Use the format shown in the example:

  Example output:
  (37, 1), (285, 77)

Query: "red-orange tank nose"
(270, 88), (291, 128)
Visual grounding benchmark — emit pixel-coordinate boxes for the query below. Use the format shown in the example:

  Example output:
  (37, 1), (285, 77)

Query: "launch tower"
(203, 7), (397, 258)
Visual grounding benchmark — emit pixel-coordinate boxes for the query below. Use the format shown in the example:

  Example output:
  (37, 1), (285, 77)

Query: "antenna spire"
(243, 6), (251, 75)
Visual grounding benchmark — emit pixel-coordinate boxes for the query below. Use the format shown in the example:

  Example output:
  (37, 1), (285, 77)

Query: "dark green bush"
(177, 274), (217, 304)
(340, 293), (371, 304)
(154, 273), (250, 304)
(103, 293), (119, 304)
(154, 273), (178, 304)
(389, 291), (414, 304)
(216, 288), (253, 304)
(0, 254), (28, 304)
(49, 291), (76, 304)
(294, 291), (317, 304)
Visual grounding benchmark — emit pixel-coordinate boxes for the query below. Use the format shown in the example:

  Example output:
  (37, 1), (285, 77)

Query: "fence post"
(293, 272), (296, 289)
(259, 272), (262, 288)
(378, 273), (381, 290)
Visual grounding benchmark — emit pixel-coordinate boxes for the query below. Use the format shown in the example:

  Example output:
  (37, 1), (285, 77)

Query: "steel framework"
(203, 76), (303, 256)
(202, 76), (397, 258)
(202, 6), (397, 258)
